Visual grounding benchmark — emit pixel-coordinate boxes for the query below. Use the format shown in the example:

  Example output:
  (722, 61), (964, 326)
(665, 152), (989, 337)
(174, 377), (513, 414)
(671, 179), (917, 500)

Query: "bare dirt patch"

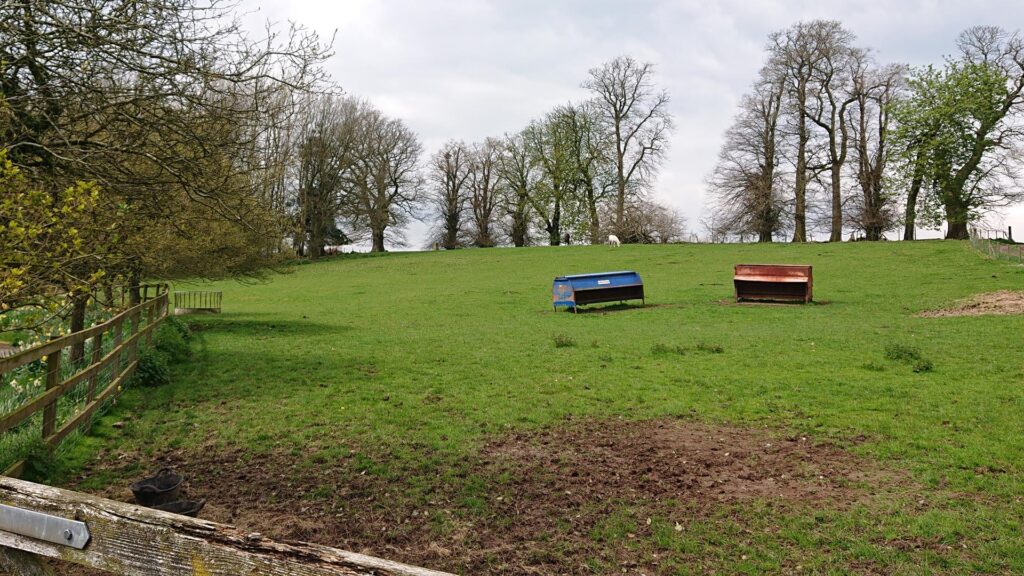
(485, 417), (893, 509)
(52, 418), (904, 575)
(919, 290), (1024, 317)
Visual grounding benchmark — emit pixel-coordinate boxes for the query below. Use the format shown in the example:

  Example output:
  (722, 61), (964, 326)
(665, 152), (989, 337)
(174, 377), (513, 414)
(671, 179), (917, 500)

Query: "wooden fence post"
(144, 301), (155, 346)
(86, 330), (104, 403)
(128, 310), (140, 364)
(110, 317), (124, 380)
(41, 343), (62, 440)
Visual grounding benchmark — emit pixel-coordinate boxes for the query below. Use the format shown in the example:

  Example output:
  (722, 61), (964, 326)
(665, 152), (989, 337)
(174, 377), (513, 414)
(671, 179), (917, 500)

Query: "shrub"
(696, 342), (725, 354)
(884, 342), (934, 373)
(155, 320), (191, 363)
(913, 359), (934, 373)
(651, 343), (686, 356)
(884, 343), (922, 363)
(21, 438), (65, 482)
(553, 334), (577, 348)
(163, 315), (193, 342)
(132, 347), (171, 387)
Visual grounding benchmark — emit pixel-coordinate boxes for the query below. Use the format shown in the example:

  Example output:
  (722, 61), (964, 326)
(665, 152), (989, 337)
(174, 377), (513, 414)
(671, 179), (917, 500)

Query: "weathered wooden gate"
(0, 475), (453, 576)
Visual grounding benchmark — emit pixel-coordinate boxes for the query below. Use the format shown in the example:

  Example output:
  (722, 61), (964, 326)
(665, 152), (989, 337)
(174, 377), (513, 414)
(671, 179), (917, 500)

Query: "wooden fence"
(0, 475), (452, 576)
(1, 286), (170, 478)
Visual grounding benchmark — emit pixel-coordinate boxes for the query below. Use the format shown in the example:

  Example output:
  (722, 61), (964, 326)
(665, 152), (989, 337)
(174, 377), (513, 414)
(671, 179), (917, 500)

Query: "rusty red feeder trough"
(733, 264), (813, 303)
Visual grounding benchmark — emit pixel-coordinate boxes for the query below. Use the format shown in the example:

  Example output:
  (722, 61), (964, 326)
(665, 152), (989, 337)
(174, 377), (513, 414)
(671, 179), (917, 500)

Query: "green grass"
(51, 240), (1024, 573)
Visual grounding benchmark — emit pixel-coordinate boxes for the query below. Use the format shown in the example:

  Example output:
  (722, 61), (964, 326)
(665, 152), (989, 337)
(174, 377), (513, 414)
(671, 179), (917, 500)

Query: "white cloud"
(243, 0), (1024, 244)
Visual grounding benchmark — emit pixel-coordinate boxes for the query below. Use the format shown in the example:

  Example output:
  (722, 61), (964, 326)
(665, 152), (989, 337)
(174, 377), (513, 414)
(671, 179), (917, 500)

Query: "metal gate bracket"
(0, 504), (90, 549)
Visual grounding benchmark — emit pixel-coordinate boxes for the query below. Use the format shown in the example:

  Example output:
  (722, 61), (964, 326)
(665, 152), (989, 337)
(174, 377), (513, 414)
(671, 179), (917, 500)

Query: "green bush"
(884, 343), (923, 363)
(132, 347), (171, 387)
(696, 342), (725, 354)
(651, 343), (687, 356)
(21, 438), (66, 482)
(155, 320), (191, 363)
(884, 342), (935, 373)
(163, 315), (193, 342)
(553, 334), (577, 348)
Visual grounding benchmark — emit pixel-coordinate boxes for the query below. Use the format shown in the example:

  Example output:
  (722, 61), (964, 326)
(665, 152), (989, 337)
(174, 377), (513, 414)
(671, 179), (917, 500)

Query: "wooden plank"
(0, 476), (454, 576)
(3, 461), (25, 479)
(0, 546), (57, 575)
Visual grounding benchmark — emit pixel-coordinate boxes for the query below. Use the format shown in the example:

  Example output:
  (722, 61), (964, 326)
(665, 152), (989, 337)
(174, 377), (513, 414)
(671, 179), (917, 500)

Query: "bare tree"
(803, 22), (859, 242)
(498, 131), (536, 247)
(344, 110), (424, 252)
(428, 140), (471, 249)
(613, 199), (686, 244)
(583, 56), (673, 236)
(560, 102), (614, 244)
(295, 95), (363, 258)
(848, 62), (906, 240)
(708, 70), (788, 242)
(650, 203), (687, 243)
(468, 138), (504, 247)
(771, 22), (826, 242)
(523, 114), (577, 245)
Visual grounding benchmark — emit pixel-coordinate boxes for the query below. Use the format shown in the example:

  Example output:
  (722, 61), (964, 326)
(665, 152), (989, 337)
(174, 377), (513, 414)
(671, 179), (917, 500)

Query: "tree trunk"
(793, 115), (808, 243)
(511, 213), (527, 247)
(587, 193), (601, 245)
(944, 196), (970, 239)
(69, 294), (89, 365)
(129, 272), (141, 306)
(548, 199), (562, 246)
(442, 217), (459, 250)
(829, 164), (843, 242)
(903, 175), (922, 241)
(946, 220), (969, 240)
(309, 219), (324, 259)
(371, 228), (386, 252)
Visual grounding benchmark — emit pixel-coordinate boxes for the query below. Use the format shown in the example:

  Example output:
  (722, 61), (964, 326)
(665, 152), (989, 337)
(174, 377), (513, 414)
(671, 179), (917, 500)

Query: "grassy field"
(53, 240), (1024, 575)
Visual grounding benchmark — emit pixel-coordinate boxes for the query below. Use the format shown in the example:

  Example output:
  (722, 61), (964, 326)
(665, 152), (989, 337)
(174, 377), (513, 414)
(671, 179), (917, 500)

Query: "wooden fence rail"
(1, 286), (170, 478)
(0, 475), (453, 576)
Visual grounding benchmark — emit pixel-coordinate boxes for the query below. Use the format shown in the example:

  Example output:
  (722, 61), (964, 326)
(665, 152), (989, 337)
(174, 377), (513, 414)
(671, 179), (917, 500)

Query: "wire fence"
(969, 227), (1024, 264)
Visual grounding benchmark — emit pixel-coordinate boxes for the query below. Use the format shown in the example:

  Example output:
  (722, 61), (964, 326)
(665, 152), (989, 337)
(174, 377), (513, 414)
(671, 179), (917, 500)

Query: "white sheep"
(607, 234), (621, 247)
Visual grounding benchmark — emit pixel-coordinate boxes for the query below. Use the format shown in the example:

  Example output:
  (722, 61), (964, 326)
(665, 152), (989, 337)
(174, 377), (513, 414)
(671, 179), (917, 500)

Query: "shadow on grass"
(560, 303), (652, 315)
(185, 315), (352, 338)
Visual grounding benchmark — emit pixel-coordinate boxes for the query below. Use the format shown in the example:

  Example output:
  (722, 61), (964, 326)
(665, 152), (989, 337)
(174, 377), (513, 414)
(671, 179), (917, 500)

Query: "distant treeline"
(705, 21), (1024, 243)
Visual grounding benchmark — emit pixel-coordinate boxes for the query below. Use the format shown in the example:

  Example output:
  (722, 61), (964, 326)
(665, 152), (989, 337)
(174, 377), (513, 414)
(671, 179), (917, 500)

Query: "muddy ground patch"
(51, 417), (909, 575)
(920, 290), (1024, 317)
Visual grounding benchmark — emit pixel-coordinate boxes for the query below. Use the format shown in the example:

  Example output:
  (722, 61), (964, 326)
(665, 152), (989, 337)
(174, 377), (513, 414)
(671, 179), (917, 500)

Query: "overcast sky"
(243, 0), (1024, 246)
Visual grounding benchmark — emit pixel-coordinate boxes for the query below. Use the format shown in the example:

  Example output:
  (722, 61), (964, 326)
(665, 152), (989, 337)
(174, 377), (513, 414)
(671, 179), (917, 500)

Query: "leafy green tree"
(893, 27), (1024, 239)
(0, 151), (106, 319)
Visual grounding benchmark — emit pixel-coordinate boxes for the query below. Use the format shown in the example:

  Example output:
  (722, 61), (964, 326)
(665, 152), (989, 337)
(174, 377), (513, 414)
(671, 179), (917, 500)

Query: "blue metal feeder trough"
(552, 271), (645, 311)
